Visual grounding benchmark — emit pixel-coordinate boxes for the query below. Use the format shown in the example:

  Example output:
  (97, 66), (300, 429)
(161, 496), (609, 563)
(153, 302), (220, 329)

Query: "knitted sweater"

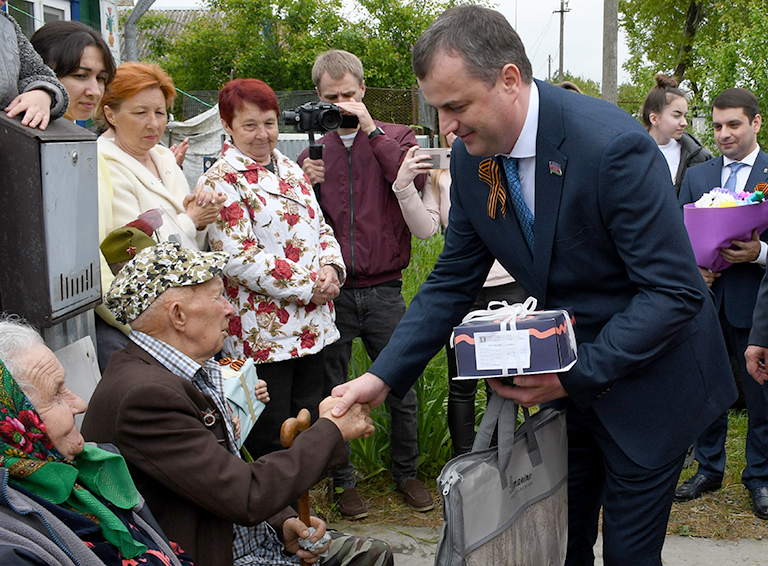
(0, 10), (67, 118)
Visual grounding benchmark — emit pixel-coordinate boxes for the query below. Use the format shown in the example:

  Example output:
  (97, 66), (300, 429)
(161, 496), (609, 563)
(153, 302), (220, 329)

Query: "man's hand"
(282, 517), (329, 563)
(746, 345), (768, 384)
(487, 373), (568, 407)
(6, 90), (53, 130)
(302, 158), (325, 185)
(311, 265), (340, 305)
(721, 229), (761, 264)
(319, 397), (374, 440)
(334, 100), (376, 134)
(699, 266), (720, 287)
(331, 372), (391, 417)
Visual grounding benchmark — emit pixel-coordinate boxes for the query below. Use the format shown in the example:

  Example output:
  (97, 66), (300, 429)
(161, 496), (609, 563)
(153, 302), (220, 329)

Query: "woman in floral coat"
(203, 78), (346, 460)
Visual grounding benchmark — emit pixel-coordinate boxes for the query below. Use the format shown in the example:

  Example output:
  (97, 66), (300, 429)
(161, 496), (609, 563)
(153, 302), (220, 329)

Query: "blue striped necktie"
(502, 156), (534, 252)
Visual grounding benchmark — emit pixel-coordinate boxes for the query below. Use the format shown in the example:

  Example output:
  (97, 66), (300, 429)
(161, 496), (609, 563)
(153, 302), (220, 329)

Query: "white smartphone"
(414, 147), (452, 169)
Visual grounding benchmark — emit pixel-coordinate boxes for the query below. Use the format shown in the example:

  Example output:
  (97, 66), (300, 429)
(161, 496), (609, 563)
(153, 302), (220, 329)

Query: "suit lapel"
(532, 81), (567, 306)
(745, 150), (768, 191)
(707, 156), (724, 191)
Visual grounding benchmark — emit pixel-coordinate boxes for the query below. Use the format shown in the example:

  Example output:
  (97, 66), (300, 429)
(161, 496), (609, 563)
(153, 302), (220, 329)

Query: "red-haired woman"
(95, 62), (225, 249)
(203, 78), (345, 461)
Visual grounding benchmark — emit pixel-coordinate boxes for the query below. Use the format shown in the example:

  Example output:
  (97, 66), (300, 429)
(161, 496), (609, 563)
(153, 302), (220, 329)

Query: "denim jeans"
(323, 282), (419, 487)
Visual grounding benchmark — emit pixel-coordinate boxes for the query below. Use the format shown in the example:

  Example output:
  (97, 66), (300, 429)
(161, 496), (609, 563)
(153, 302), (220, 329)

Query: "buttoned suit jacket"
(369, 79), (736, 469)
(81, 341), (347, 566)
(678, 151), (768, 329)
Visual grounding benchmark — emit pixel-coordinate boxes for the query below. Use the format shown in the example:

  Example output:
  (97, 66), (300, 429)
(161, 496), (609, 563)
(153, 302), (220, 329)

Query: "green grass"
(348, 232), (460, 478)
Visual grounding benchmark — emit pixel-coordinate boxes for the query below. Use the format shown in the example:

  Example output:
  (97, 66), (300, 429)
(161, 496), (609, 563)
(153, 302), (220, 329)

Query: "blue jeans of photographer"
(323, 281), (419, 488)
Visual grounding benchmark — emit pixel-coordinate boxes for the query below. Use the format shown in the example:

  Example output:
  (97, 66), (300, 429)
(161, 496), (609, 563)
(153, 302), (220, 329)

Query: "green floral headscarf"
(0, 358), (148, 559)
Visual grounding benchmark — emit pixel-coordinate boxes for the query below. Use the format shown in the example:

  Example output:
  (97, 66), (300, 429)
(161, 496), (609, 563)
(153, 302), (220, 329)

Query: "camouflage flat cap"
(105, 242), (230, 324)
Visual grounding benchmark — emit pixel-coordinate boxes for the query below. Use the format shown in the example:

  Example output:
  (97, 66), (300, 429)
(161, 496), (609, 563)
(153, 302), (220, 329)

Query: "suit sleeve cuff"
(752, 241), (768, 267)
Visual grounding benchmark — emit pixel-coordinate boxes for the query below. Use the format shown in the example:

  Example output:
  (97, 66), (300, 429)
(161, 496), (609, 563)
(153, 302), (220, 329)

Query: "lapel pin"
(549, 161), (563, 176)
(764, 168), (767, 173)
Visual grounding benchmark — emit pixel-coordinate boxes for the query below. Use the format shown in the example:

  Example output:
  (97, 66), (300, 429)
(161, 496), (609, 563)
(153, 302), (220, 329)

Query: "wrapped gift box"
(452, 302), (577, 379)
(218, 357), (265, 448)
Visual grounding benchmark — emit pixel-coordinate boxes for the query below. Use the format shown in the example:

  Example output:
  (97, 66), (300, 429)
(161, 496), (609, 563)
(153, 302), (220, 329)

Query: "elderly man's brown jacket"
(81, 341), (347, 566)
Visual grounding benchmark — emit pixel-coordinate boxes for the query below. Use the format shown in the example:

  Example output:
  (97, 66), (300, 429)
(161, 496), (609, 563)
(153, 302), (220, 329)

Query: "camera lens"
(317, 108), (342, 131)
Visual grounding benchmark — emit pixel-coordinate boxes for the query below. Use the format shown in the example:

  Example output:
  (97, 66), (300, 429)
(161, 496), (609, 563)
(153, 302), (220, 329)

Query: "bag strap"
(471, 393), (542, 488)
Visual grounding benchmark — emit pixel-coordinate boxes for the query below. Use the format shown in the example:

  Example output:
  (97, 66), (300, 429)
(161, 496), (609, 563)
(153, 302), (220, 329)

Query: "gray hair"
(412, 5), (533, 88)
(0, 314), (44, 383)
(312, 50), (364, 88)
(130, 286), (185, 334)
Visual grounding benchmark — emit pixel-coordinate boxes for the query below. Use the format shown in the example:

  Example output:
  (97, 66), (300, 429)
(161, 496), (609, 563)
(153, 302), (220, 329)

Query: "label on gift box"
(451, 297), (577, 380)
(474, 330), (531, 371)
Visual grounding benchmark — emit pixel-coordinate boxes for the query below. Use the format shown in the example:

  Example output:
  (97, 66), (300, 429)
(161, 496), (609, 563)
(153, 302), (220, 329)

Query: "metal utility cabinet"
(0, 114), (101, 348)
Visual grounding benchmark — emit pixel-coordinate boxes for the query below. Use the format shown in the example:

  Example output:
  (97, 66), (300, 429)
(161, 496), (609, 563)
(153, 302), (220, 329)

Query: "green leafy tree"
(156, 0), (460, 95)
(621, 0), (768, 148)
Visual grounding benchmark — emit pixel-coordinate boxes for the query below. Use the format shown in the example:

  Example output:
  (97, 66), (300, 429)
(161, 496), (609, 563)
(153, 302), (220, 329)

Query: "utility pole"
(602, 0), (619, 104)
(554, 0), (571, 82)
(548, 55), (552, 82)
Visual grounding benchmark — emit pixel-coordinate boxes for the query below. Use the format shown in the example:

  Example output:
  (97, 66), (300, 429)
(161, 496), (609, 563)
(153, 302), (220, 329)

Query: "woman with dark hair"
(202, 78), (346, 462)
(641, 73), (712, 194)
(31, 20), (116, 123)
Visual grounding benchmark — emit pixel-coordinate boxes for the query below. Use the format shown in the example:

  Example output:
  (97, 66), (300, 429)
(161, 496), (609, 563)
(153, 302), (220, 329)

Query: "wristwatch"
(368, 126), (385, 139)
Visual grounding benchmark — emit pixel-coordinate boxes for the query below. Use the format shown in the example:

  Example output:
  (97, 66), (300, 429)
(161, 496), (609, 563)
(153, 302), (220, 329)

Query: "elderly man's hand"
(282, 517), (329, 563)
(319, 397), (374, 441)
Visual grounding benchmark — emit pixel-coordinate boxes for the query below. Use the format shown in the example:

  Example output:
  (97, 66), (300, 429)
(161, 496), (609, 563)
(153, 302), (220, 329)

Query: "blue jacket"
(369, 80), (736, 469)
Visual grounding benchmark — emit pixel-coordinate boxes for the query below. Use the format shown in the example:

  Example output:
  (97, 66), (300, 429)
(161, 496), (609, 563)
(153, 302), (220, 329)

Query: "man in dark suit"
(329, 5), (736, 565)
(676, 88), (768, 518)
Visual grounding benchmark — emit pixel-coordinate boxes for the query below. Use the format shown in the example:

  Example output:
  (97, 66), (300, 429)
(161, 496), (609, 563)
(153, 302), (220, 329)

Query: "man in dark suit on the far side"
(329, 5), (736, 565)
(677, 88), (768, 520)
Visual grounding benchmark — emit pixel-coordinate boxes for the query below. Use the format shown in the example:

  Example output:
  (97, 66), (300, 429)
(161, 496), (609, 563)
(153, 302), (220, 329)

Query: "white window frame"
(36, 0), (70, 28)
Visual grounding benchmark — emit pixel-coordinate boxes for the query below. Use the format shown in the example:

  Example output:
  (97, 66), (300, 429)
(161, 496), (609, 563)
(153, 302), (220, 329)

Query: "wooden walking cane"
(280, 408), (312, 566)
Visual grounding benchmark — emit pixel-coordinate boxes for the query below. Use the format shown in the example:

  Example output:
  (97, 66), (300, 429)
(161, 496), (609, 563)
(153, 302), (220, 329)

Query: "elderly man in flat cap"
(81, 242), (392, 566)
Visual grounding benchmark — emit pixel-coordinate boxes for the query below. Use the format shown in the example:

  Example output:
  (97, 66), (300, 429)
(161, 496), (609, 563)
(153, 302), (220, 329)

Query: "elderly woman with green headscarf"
(0, 315), (195, 566)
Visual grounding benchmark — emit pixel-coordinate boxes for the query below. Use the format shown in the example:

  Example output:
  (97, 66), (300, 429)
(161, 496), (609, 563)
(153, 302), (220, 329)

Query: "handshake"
(318, 396), (374, 441)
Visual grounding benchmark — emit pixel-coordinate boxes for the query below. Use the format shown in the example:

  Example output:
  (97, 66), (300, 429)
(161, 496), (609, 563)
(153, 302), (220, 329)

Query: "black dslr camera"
(281, 101), (343, 133)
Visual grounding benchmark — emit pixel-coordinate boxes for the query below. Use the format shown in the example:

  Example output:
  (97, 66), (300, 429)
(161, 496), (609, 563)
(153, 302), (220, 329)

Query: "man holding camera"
(298, 49), (432, 519)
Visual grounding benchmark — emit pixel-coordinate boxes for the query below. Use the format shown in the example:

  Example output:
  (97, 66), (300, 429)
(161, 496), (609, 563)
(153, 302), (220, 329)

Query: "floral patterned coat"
(203, 144), (346, 363)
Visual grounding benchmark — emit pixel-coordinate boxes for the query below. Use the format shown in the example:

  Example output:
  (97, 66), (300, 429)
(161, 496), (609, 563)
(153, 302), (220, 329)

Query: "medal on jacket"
(202, 408), (217, 427)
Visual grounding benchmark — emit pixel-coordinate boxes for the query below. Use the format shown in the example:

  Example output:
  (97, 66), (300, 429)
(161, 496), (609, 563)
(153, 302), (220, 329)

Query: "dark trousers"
(695, 312), (768, 489)
(243, 351), (324, 460)
(564, 403), (685, 566)
(323, 282), (419, 487)
(446, 281), (529, 456)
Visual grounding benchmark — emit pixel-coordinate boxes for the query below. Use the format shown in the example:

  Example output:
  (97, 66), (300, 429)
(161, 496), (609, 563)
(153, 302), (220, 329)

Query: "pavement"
(332, 524), (768, 565)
